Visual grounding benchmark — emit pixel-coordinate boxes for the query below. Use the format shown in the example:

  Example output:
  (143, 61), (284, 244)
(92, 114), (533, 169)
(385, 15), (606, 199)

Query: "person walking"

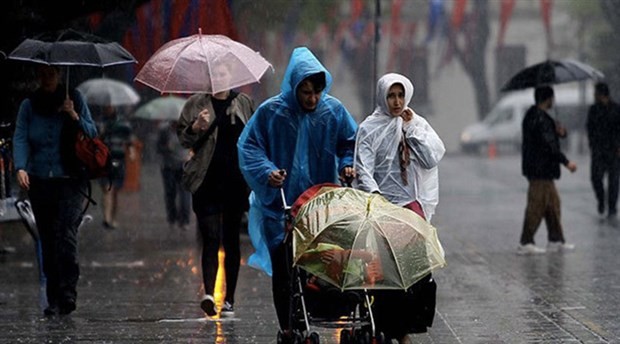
(518, 86), (577, 255)
(177, 63), (254, 318)
(354, 73), (445, 343)
(98, 104), (135, 229)
(237, 47), (357, 341)
(156, 119), (190, 231)
(586, 82), (620, 218)
(13, 65), (98, 315)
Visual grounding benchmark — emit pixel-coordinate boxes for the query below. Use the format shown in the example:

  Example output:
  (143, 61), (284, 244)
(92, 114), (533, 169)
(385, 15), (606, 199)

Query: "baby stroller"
(277, 184), (446, 344)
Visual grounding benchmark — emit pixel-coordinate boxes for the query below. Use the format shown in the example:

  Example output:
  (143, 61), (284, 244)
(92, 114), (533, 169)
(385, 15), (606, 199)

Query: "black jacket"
(521, 105), (568, 180)
(586, 101), (620, 156)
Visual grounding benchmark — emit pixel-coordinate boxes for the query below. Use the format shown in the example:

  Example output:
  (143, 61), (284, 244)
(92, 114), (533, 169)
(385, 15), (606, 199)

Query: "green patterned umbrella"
(292, 186), (446, 291)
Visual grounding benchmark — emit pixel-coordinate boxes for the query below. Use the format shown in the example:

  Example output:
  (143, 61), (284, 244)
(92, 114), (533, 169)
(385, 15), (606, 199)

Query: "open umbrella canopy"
(291, 185), (446, 291)
(133, 96), (187, 121)
(77, 78), (140, 106)
(135, 31), (272, 94)
(8, 28), (136, 67)
(501, 59), (604, 92)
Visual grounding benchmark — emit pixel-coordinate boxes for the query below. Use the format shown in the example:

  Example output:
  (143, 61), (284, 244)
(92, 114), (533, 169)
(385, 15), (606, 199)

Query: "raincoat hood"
(238, 47), (358, 265)
(375, 73), (414, 116)
(281, 47), (333, 112)
(355, 73), (444, 220)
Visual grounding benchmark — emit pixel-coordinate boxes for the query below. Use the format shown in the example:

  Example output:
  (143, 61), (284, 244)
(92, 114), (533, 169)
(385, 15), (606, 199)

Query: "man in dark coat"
(518, 86), (577, 255)
(586, 82), (620, 218)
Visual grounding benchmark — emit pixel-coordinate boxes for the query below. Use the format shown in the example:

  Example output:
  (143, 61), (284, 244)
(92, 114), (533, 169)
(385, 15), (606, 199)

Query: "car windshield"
(482, 106), (513, 126)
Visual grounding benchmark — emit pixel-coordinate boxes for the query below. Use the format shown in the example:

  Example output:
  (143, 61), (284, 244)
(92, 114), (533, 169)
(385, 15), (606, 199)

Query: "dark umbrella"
(501, 59), (604, 92)
(8, 28), (135, 67)
(8, 29), (136, 94)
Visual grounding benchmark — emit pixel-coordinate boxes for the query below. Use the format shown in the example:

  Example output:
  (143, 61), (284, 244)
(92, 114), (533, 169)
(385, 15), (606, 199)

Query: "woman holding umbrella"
(13, 65), (97, 316)
(177, 62), (254, 318)
(354, 73), (445, 343)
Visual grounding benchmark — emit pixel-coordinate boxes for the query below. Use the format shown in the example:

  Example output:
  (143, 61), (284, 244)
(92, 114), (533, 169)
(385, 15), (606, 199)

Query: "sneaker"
(547, 241), (575, 253)
(598, 202), (605, 215)
(517, 243), (546, 255)
(200, 294), (217, 316)
(220, 301), (234, 317)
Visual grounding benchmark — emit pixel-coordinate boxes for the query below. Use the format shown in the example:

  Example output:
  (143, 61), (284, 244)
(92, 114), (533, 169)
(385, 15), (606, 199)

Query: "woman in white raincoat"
(354, 73), (445, 343)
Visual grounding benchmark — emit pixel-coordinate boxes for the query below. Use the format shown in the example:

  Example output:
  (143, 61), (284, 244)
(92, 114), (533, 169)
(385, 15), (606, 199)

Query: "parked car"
(459, 86), (593, 154)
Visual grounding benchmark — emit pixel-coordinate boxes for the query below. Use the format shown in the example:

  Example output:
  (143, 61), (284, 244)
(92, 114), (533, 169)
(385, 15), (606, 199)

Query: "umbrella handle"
(65, 67), (70, 98)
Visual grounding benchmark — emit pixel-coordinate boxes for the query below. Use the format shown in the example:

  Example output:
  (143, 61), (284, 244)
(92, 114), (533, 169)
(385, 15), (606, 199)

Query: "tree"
(445, 0), (491, 120)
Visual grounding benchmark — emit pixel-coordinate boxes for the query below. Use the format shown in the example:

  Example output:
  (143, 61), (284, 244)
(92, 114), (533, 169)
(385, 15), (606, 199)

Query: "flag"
(540, 0), (553, 47)
(497, 0), (515, 48)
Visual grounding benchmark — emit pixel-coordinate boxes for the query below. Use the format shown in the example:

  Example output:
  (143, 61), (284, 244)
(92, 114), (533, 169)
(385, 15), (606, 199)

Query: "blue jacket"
(238, 47), (357, 251)
(13, 89), (97, 178)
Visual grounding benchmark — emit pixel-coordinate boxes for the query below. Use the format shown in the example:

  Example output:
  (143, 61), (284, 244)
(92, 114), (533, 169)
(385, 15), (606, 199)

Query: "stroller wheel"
(305, 332), (320, 344)
(339, 329), (352, 344)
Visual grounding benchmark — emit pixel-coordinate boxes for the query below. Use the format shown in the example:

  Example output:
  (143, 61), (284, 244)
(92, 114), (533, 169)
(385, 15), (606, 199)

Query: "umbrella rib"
(198, 35), (216, 93)
(163, 38), (196, 94)
(368, 217), (408, 289)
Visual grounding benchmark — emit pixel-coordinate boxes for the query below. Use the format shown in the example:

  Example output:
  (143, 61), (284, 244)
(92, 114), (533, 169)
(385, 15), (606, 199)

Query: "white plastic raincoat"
(354, 73), (445, 220)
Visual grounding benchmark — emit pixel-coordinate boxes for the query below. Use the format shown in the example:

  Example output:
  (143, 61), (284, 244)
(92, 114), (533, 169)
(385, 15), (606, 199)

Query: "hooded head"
(375, 73), (414, 117)
(280, 47), (333, 112)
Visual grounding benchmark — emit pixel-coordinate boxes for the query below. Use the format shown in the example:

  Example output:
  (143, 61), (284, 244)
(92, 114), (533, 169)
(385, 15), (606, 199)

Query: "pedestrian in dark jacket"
(518, 86), (577, 255)
(586, 82), (620, 218)
(13, 65), (98, 316)
(156, 120), (190, 231)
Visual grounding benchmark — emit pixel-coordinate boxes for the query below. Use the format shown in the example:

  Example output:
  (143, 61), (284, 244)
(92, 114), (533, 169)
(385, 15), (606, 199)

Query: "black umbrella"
(501, 59), (604, 92)
(8, 28), (136, 67)
(8, 29), (136, 95)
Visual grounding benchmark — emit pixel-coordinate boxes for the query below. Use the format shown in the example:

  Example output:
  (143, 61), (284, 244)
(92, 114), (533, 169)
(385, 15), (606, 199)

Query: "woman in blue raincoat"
(237, 47), (357, 336)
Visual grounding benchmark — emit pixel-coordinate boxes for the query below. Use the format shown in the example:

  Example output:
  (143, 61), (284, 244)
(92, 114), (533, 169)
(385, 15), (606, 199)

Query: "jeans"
(590, 153), (620, 215)
(29, 177), (86, 308)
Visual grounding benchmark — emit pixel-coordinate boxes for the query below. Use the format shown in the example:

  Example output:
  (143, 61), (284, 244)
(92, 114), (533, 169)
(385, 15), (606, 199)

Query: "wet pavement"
(1, 154), (619, 343)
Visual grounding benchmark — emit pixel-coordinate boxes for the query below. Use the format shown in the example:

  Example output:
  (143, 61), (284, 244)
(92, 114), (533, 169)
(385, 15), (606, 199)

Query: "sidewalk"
(0, 155), (619, 343)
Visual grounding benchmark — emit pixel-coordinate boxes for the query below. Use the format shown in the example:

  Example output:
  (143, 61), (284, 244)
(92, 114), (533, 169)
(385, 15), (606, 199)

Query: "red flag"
(540, 0), (553, 47)
(497, 0), (515, 48)
(451, 0), (467, 30)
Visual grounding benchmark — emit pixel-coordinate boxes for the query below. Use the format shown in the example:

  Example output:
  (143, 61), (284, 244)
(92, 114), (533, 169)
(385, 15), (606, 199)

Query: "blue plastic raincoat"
(238, 47), (358, 274)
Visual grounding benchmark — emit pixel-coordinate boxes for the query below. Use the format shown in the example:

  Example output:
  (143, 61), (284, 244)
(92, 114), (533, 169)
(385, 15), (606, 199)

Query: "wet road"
(1, 154), (619, 343)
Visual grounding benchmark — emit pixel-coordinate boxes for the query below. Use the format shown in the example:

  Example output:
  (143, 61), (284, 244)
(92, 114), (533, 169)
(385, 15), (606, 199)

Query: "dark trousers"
(161, 166), (190, 226)
(192, 186), (242, 304)
(590, 153), (620, 215)
(269, 240), (293, 331)
(29, 177), (85, 308)
(520, 180), (565, 245)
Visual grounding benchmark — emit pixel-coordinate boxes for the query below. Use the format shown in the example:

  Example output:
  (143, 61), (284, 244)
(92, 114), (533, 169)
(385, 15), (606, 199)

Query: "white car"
(460, 86), (593, 154)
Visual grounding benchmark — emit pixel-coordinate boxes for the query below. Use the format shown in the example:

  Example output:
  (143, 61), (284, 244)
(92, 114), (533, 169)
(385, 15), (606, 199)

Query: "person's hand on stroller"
(268, 169), (287, 187)
(339, 166), (356, 186)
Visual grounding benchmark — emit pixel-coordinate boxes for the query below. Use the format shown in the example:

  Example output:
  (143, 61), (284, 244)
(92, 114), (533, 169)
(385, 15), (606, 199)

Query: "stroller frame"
(278, 188), (385, 344)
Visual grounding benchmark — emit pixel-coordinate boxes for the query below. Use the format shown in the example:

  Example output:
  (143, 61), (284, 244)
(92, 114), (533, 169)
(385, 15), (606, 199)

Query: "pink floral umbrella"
(135, 30), (273, 94)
